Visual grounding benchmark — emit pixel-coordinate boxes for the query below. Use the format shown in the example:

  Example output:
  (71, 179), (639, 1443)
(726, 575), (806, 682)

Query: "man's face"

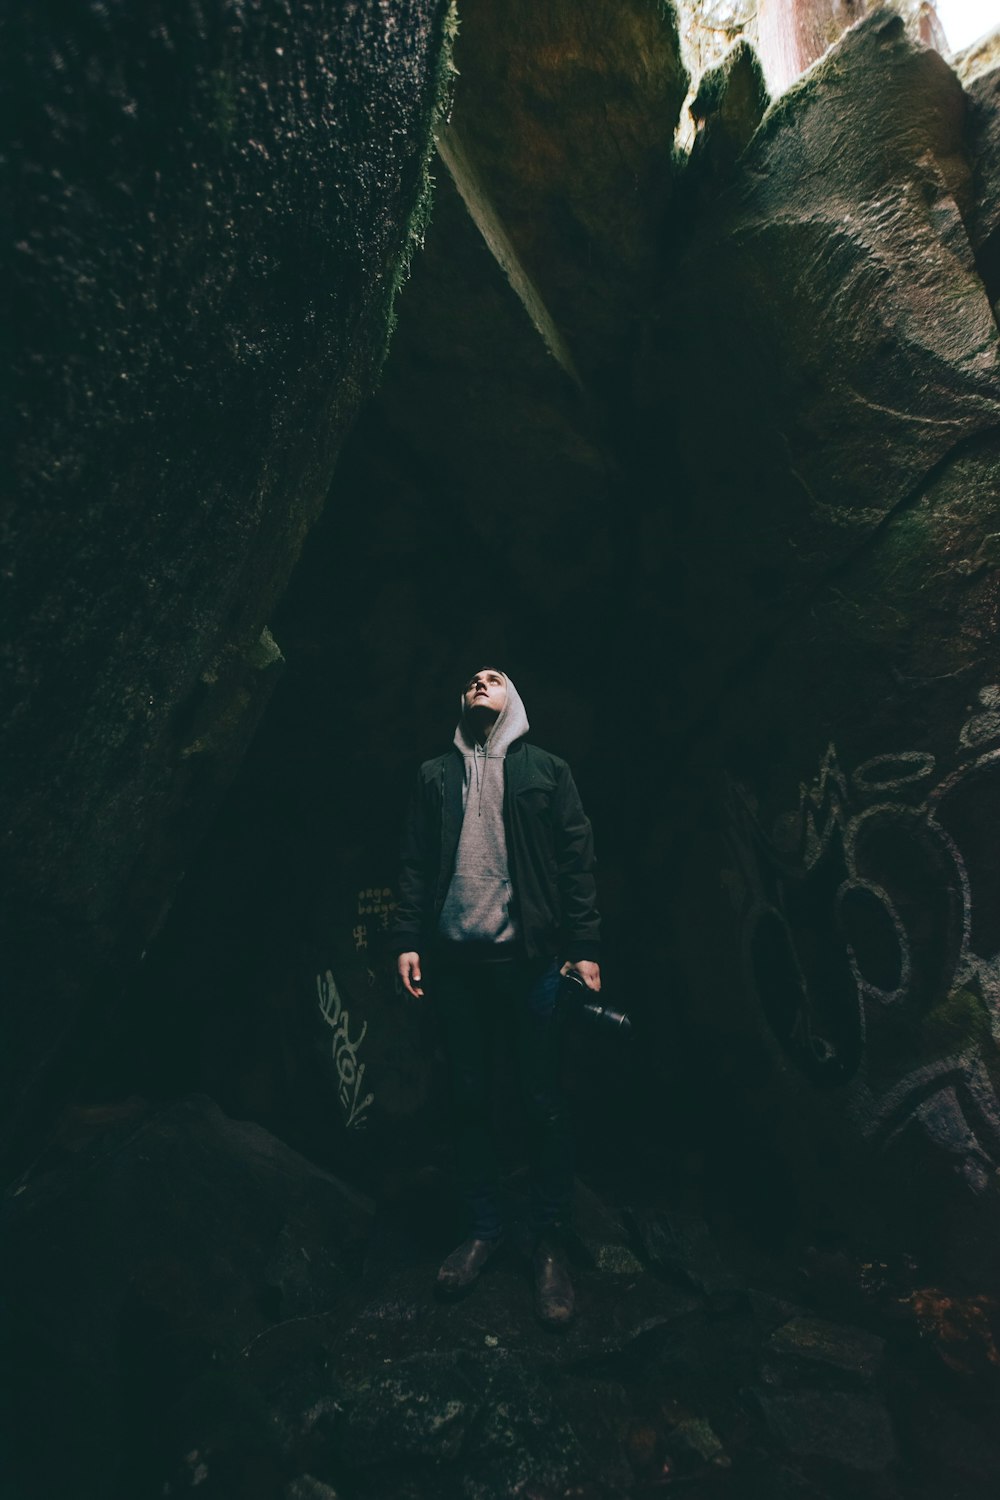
(464, 669), (507, 716)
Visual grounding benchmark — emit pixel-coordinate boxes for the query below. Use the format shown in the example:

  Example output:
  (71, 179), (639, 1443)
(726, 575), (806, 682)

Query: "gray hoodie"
(437, 672), (529, 947)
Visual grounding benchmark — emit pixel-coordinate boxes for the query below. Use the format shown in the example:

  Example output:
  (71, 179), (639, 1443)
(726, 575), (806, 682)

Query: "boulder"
(670, 429), (1000, 1277)
(687, 38), (771, 186)
(624, 1205), (745, 1308)
(765, 1314), (886, 1388)
(748, 1387), (896, 1472)
(2, 0), (454, 1162)
(652, 10), (1000, 1285)
(1, 1095), (372, 1498)
(444, 0), (688, 386)
(647, 7), (1000, 725)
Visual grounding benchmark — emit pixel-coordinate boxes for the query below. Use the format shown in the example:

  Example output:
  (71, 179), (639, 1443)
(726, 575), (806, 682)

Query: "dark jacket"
(393, 739), (600, 962)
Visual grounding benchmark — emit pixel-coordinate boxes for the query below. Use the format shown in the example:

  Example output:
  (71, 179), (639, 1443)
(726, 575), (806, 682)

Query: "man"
(394, 667), (601, 1325)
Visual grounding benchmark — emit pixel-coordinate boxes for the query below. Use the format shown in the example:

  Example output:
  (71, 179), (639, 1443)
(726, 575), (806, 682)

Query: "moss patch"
(921, 983), (995, 1059)
(382, 0), (460, 360)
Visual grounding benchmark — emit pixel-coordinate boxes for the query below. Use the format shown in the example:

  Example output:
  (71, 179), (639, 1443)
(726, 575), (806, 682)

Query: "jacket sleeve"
(393, 768), (432, 954)
(552, 763), (601, 961)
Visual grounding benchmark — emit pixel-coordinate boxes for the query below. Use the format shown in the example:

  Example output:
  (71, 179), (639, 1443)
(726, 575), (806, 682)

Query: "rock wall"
(2, 0), (453, 1160)
(660, 10), (1000, 1276)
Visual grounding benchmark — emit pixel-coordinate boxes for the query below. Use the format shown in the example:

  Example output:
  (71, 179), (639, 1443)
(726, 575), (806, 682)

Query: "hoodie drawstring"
(474, 739), (487, 815)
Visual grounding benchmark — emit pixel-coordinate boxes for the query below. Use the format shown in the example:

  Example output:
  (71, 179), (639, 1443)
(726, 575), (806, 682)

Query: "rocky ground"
(4, 1094), (999, 1499)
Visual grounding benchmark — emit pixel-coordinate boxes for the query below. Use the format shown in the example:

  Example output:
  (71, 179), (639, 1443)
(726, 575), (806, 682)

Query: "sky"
(936, 0), (1000, 49)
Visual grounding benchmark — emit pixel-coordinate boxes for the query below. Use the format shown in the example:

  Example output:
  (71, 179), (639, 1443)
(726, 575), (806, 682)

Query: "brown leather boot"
(436, 1236), (501, 1292)
(532, 1238), (575, 1325)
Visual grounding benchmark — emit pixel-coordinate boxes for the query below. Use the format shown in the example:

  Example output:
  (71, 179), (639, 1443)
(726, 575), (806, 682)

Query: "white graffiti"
(722, 685), (1000, 1194)
(316, 969), (375, 1131)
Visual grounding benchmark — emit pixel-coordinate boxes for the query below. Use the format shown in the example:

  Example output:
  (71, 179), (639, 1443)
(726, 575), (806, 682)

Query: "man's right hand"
(397, 952), (424, 999)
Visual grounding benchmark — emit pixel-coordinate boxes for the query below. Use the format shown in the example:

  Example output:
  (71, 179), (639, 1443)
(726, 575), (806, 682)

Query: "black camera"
(562, 970), (633, 1035)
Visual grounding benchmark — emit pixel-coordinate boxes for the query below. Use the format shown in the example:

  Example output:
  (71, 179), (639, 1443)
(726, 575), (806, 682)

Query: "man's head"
(463, 667), (507, 719)
(455, 667), (528, 751)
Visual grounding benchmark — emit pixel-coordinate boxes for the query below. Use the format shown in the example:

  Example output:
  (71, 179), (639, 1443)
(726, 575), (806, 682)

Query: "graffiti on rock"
(357, 885), (397, 929)
(316, 969), (375, 1130)
(722, 686), (1000, 1192)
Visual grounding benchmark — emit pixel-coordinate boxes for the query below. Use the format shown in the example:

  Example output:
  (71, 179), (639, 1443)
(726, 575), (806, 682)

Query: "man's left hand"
(560, 959), (601, 992)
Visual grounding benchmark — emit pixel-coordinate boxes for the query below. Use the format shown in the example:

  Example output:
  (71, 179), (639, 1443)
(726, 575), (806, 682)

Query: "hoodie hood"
(453, 671), (529, 759)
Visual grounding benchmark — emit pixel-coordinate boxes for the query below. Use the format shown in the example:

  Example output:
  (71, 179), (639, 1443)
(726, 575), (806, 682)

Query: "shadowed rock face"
(2, 1096), (374, 1498)
(654, 8), (1000, 719)
(965, 59), (1000, 301)
(446, 0), (689, 387)
(660, 12), (1000, 1276)
(3, 0), (452, 1157)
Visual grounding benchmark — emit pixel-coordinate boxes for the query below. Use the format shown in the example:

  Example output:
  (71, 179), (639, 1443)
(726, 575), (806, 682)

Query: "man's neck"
(466, 707), (499, 745)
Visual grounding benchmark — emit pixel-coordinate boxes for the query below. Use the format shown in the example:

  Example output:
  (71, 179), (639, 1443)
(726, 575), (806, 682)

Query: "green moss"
(921, 984), (995, 1058)
(380, 0), (460, 365)
(247, 626), (284, 673)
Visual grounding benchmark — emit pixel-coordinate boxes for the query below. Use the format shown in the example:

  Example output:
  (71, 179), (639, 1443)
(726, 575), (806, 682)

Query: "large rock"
(646, 11), (1000, 1284)
(1, 1095), (373, 1499)
(443, 0), (688, 387)
(645, 8), (1000, 725)
(2, 0), (453, 1161)
(671, 435), (1000, 1275)
(748, 1387), (896, 1472)
(686, 37), (771, 187)
(764, 1314), (886, 1389)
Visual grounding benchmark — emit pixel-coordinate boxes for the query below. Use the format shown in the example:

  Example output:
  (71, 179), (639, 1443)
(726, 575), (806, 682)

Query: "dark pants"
(430, 955), (572, 1242)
